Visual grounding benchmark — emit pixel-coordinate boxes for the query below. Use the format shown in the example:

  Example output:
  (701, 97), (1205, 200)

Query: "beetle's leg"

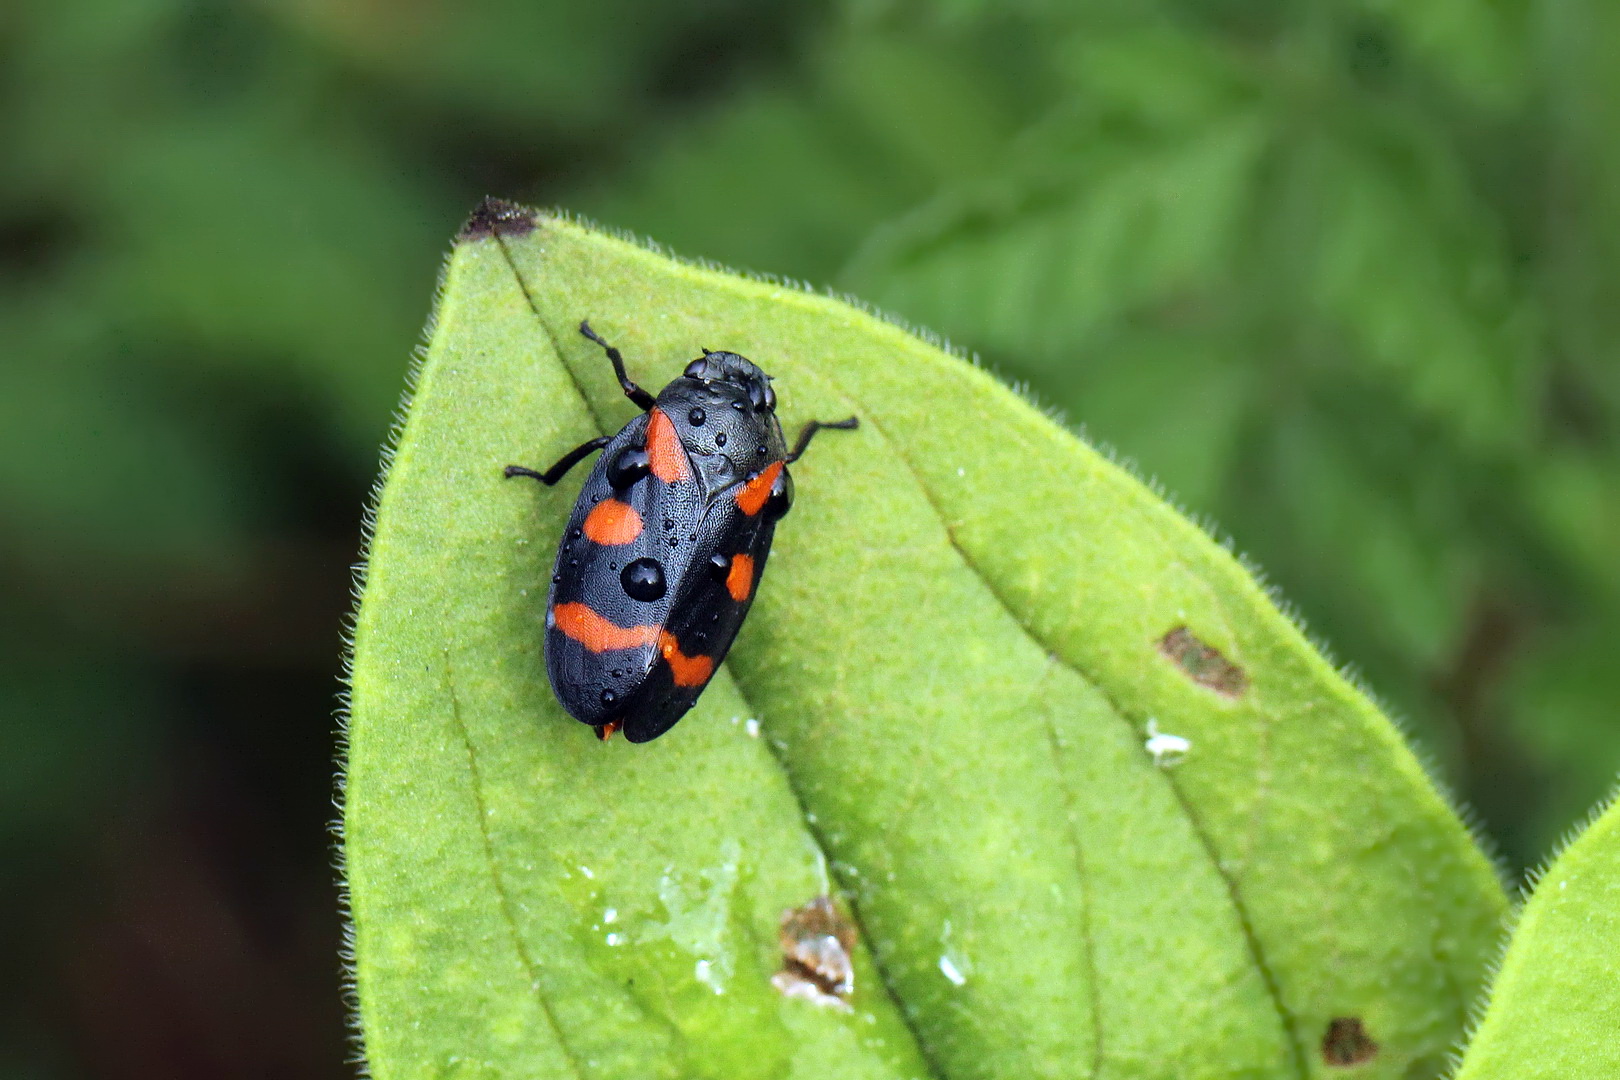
(785, 417), (859, 464)
(579, 320), (656, 410)
(504, 435), (612, 486)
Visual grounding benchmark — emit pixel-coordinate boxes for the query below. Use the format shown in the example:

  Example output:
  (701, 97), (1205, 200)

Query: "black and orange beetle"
(505, 321), (856, 743)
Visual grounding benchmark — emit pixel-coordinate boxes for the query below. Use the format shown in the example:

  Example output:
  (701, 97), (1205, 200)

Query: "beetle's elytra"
(505, 321), (856, 743)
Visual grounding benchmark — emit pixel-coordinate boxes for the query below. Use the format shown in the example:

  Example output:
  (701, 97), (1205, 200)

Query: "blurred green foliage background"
(5, 0), (1619, 1074)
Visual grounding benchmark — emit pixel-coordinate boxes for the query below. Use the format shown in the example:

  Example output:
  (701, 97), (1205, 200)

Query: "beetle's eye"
(762, 381), (777, 410)
(748, 381), (768, 412)
(764, 468), (794, 520)
(606, 446), (650, 488)
(684, 358), (711, 380)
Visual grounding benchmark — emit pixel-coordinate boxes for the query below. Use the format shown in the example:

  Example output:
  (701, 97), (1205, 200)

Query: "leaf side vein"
(807, 381), (1313, 1080)
(442, 647), (588, 1080)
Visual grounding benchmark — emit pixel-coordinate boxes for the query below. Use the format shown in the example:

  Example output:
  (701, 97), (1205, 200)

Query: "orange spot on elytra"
(646, 409), (688, 483)
(552, 602), (660, 652)
(659, 630), (714, 687)
(735, 462), (783, 516)
(582, 499), (643, 545)
(725, 553), (755, 602)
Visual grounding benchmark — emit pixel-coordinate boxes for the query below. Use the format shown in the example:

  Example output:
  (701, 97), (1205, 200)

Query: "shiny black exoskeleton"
(505, 320), (856, 743)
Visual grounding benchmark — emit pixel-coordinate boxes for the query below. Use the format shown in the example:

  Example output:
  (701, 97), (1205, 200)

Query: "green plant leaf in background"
(1453, 788), (1620, 1079)
(343, 203), (1508, 1079)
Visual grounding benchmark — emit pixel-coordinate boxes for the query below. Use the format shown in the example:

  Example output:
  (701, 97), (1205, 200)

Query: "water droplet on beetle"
(715, 431), (728, 448)
(621, 557), (667, 601)
(606, 446), (650, 489)
(688, 407), (706, 426)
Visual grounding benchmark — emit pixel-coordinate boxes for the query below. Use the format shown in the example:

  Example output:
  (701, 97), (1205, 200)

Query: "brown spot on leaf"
(1322, 1017), (1378, 1066)
(771, 896), (854, 1010)
(1159, 626), (1248, 697)
(457, 196), (537, 241)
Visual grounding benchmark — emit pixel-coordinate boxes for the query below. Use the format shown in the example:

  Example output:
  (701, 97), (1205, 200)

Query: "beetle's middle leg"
(504, 435), (612, 486)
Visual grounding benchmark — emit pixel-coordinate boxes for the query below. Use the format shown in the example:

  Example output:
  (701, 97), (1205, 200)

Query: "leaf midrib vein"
(490, 232), (948, 1080)
(493, 223), (1310, 1077)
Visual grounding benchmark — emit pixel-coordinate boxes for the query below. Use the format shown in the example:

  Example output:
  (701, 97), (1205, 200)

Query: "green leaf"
(1502, 618), (1620, 876)
(1276, 122), (1537, 450)
(344, 205), (1508, 1079)
(843, 110), (1273, 361)
(1346, 0), (1533, 112)
(577, 33), (1030, 286)
(1453, 790), (1620, 1079)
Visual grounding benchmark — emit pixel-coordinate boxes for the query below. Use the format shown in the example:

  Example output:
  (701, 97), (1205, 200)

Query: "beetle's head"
(683, 349), (776, 413)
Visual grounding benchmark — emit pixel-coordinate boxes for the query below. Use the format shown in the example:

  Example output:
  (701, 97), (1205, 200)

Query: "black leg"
(505, 435), (612, 486)
(785, 416), (859, 463)
(579, 320), (656, 411)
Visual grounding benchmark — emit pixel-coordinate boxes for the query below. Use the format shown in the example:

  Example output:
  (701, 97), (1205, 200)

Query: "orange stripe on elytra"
(552, 602), (660, 652)
(734, 461), (783, 516)
(725, 553), (755, 602)
(582, 498), (643, 544)
(646, 408), (688, 483)
(659, 630), (714, 687)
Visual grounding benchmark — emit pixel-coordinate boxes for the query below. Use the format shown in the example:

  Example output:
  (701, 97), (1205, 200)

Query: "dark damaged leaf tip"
(1159, 625), (1249, 698)
(771, 896), (855, 1011)
(458, 196), (537, 242)
(1321, 1017), (1378, 1066)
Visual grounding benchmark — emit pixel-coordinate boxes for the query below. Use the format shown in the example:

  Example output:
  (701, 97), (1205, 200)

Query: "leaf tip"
(458, 196), (538, 242)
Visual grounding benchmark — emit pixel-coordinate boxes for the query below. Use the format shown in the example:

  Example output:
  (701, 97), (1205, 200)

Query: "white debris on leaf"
(694, 959), (725, 994)
(1144, 718), (1191, 767)
(772, 895), (855, 1010)
(771, 970), (853, 1011)
(938, 955), (967, 986)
